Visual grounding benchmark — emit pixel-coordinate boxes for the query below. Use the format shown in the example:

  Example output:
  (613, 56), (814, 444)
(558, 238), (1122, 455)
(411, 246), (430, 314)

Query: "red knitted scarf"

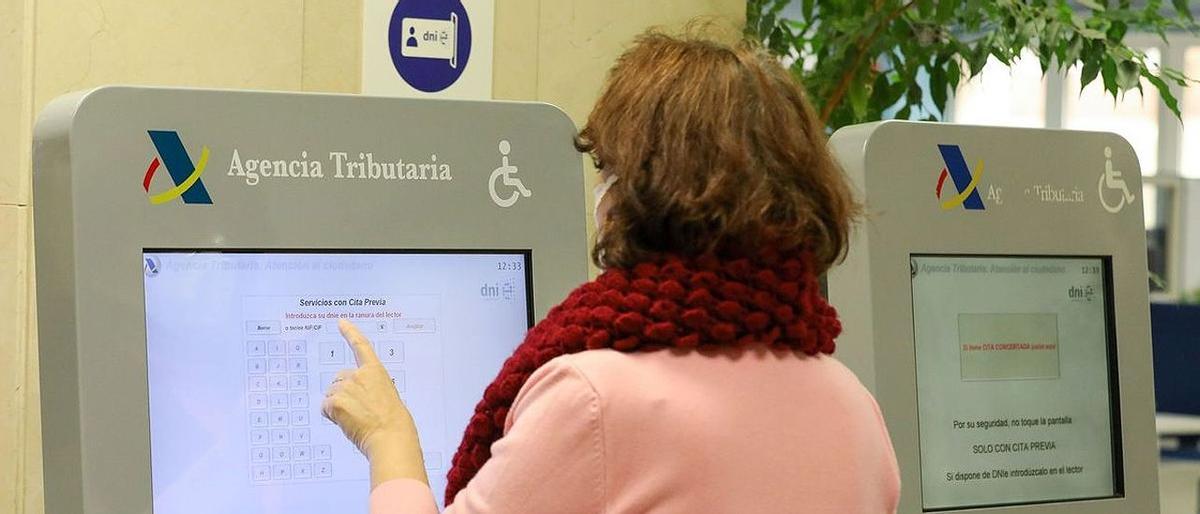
(444, 249), (841, 505)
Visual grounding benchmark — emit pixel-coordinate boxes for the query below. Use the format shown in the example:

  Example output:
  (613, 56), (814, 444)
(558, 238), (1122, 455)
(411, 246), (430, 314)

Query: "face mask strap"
(593, 174), (619, 204)
(593, 174), (619, 231)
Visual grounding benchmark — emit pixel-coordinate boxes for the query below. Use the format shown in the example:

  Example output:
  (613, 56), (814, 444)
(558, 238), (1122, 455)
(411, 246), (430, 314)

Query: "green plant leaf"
(887, 74), (908, 106)
(1100, 56), (1118, 96)
(947, 58), (963, 91)
(1070, 13), (1088, 30)
(1077, 26), (1107, 39)
(1144, 72), (1182, 119)
(746, 0), (764, 37)
(829, 106), (854, 130)
(967, 45), (989, 76)
(918, 0), (934, 16)
(869, 71), (892, 108)
(1081, 59), (1101, 87)
(758, 11), (777, 42)
(768, 26), (791, 54)
(1173, 0), (1194, 22)
(1115, 59), (1141, 90)
(936, 0), (960, 22)
(1162, 68), (1190, 82)
(1038, 43), (1052, 74)
(907, 81), (925, 104)
(1108, 46), (1135, 61)
(849, 74), (871, 120)
(761, 0), (1196, 131)
(930, 63), (949, 115)
(1064, 35), (1084, 64)
(1107, 20), (1128, 41)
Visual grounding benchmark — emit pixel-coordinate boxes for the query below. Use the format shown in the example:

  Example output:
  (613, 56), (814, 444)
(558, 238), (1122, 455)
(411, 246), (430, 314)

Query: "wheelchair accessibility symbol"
(1098, 146), (1136, 214)
(489, 140), (532, 208)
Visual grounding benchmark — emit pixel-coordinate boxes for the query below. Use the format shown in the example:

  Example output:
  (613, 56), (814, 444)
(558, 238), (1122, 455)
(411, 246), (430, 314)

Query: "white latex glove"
(322, 319), (427, 487)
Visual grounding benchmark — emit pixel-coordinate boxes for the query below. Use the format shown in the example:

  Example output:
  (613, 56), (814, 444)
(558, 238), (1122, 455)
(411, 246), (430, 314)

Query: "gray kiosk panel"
(34, 87), (587, 514)
(828, 121), (1157, 514)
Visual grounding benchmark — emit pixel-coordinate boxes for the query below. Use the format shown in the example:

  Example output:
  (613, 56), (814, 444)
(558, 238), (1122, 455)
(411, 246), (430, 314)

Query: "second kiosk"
(828, 121), (1158, 514)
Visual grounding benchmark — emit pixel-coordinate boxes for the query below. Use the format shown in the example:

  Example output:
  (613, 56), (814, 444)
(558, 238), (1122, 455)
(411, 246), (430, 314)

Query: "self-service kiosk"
(828, 121), (1158, 513)
(33, 87), (588, 514)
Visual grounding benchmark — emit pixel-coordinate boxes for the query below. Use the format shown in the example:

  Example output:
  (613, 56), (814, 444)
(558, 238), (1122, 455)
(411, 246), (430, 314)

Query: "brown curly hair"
(576, 31), (860, 274)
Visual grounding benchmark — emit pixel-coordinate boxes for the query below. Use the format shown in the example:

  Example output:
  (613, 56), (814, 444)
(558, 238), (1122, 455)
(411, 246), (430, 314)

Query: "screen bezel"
(908, 254), (1124, 512)
(139, 247), (536, 506)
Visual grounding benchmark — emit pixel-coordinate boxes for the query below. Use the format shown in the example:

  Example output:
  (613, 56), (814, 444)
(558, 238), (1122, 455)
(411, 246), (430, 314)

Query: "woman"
(323, 31), (901, 513)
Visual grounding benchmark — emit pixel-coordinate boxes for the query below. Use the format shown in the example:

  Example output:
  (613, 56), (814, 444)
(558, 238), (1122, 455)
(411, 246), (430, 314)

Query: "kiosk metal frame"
(34, 87), (588, 514)
(828, 121), (1158, 514)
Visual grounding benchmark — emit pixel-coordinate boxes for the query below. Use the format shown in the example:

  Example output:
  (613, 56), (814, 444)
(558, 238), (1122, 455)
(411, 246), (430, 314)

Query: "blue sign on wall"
(388, 0), (473, 93)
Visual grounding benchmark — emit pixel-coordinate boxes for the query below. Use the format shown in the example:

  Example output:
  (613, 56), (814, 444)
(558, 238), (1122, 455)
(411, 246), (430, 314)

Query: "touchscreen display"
(142, 251), (532, 513)
(910, 255), (1121, 511)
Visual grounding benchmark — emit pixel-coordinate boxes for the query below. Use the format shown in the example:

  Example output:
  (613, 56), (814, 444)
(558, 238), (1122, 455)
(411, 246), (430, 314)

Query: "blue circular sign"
(388, 0), (472, 93)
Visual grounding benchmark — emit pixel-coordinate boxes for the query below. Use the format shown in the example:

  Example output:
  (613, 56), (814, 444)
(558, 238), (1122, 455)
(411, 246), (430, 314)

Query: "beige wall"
(527, 0), (745, 238)
(0, 0), (742, 511)
(2, 0), (38, 512)
(1, 1), (364, 511)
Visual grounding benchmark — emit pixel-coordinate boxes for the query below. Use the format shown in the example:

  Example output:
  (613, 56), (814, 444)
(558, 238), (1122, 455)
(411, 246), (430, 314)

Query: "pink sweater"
(371, 346), (901, 513)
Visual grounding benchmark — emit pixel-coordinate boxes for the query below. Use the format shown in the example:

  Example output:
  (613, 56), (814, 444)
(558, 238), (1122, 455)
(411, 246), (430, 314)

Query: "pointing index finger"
(339, 319), (381, 367)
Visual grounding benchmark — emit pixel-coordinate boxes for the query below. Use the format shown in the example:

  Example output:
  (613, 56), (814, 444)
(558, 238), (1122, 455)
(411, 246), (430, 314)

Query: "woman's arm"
(364, 426), (428, 490)
(324, 319), (606, 513)
(321, 320), (429, 487)
(371, 358), (606, 513)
